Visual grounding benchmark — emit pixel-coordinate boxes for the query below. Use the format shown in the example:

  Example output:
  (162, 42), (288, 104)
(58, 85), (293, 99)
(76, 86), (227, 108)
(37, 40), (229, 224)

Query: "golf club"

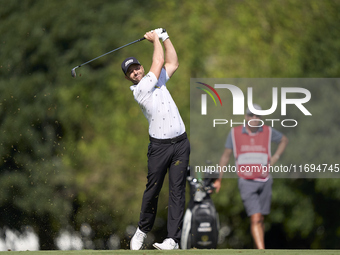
(71, 37), (145, 77)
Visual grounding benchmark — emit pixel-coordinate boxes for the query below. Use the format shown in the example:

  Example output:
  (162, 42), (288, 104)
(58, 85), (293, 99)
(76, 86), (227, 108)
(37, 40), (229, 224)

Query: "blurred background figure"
(214, 104), (288, 249)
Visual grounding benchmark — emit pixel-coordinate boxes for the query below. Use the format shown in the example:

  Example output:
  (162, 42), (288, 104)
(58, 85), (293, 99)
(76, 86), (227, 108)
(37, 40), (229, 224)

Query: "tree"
(1, 0), (340, 250)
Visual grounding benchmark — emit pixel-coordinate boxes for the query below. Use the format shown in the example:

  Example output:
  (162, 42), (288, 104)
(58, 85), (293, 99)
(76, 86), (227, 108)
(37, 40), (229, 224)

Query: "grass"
(1, 250), (340, 255)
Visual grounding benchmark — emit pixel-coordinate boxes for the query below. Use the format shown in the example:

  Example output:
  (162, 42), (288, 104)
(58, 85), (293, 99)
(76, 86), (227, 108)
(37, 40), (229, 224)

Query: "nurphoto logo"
(196, 82), (312, 128)
(190, 78), (339, 179)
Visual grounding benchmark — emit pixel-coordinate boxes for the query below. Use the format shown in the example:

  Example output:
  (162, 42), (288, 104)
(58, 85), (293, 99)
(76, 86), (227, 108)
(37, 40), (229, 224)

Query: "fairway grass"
(1, 249), (340, 255)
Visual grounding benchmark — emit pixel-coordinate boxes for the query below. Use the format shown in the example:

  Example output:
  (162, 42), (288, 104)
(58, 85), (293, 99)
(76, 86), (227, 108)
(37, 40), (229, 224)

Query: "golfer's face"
(126, 64), (144, 84)
(246, 113), (261, 126)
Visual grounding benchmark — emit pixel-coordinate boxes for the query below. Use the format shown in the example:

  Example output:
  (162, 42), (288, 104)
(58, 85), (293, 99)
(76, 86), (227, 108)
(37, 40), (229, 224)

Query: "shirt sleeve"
(133, 71), (158, 103)
(225, 131), (233, 149)
(157, 68), (170, 88)
(271, 128), (283, 143)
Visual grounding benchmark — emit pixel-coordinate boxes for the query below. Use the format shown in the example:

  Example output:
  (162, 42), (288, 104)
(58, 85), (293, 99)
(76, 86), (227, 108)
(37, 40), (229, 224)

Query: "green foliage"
(1, 248), (340, 255)
(1, 0), (340, 250)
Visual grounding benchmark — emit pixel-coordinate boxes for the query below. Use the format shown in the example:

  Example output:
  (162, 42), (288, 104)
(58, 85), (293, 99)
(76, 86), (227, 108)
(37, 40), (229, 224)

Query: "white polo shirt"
(130, 68), (185, 139)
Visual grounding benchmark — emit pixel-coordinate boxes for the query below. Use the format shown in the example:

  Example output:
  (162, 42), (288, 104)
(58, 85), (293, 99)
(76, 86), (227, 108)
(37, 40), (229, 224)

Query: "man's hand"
(154, 28), (169, 42)
(144, 30), (159, 43)
(270, 154), (280, 165)
(213, 179), (222, 193)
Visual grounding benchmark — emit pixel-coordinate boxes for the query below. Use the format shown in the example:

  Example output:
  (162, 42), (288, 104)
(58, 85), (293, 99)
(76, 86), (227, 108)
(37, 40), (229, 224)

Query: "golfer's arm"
(149, 38), (164, 79)
(218, 148), (232, 180)
(163, 38), (179, 78)
(271, 135), (289, 165)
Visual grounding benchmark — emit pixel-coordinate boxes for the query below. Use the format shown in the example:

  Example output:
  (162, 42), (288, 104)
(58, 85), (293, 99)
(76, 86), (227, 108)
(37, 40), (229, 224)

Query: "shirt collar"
(242, 126), (263, 134)
(130, 85), (136, 91)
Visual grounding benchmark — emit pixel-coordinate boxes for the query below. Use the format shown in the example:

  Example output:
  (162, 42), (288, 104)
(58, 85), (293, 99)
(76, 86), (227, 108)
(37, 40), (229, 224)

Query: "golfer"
(214, 104), (288, 249)
(121, 28), (190, 250)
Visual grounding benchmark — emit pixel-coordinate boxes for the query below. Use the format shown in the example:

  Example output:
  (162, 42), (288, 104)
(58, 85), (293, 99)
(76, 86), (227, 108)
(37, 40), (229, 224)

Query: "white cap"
(246, 104), (262, 115)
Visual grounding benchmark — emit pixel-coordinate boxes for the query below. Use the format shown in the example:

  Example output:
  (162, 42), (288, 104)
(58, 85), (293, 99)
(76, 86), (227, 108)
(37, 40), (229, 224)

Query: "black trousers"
(138, 134), (190, 243)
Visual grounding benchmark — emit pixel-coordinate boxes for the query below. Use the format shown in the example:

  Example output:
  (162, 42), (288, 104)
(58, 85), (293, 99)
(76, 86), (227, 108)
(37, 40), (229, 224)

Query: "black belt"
(149, 132), (187, 144)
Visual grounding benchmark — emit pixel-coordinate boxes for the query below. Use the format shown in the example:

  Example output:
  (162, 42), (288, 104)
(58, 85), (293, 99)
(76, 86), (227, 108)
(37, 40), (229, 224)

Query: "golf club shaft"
(72, 30), (167, 77)
(75, 37), (145, 69)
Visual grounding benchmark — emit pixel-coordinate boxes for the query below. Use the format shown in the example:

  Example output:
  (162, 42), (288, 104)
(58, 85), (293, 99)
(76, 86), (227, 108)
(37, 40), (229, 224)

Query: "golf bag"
(181, 173), (219, 249)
